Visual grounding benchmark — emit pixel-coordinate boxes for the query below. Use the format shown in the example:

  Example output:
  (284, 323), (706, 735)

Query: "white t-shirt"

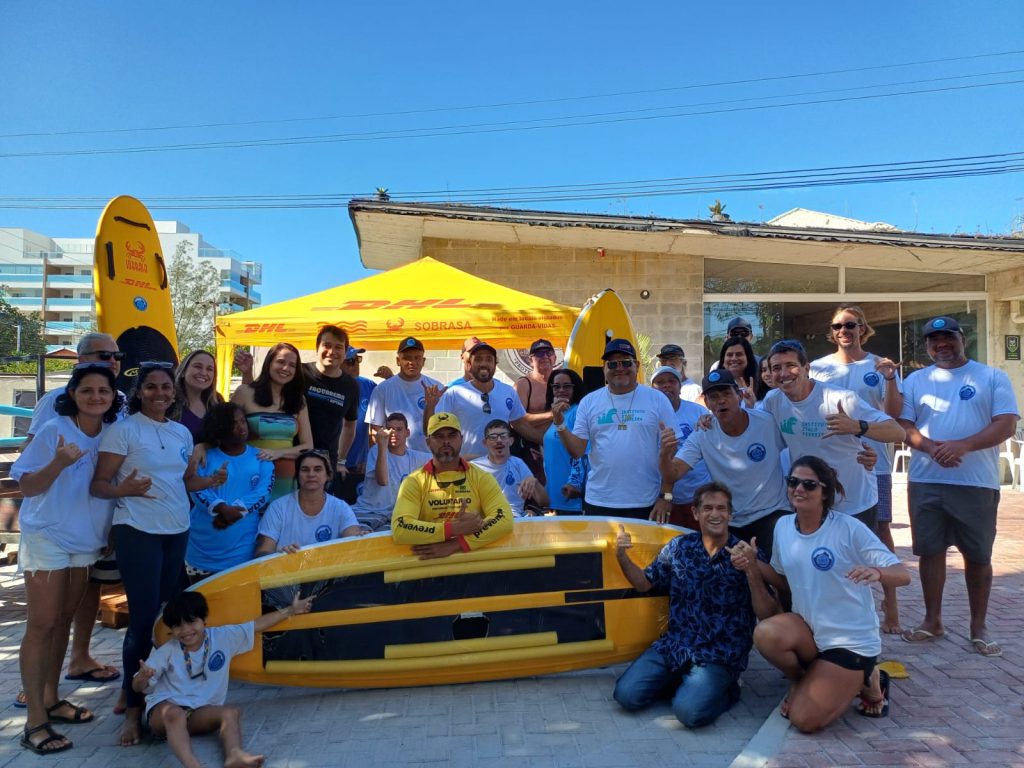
(572, 385), (677, 508)
(811, 353), (902, 475)
(900, 360), (1019, 489)
(471, 455), (534, 517)
(259, 492), (359, 548)
(11, 416), (116, 553)
(676, 409), (790, 527)
(761, 383), (889, 516)
(99, 412), (193, 534)
(666, 399), (712, 504)
(436, 379), (527, 458)
(143, 622), (254, 715)
(771, 512), (899, 656)
(679, 379), (703, 404)
(364, 373), (441, 453)
(353, 445), (431, 516)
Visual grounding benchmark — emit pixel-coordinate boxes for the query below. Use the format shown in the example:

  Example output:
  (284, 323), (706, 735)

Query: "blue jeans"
(113, 524), (189, 708)
(613, 646), (740, 728)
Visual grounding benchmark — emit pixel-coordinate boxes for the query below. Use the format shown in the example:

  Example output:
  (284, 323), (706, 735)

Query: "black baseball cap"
(701, 369), (740, 394)
(727, 317), (752, 332)
(657, 343), (685, 358)
(601, 338), (637, 360)
(397, 336), (424, 353)
(922, 316), (963, 337)
(529, 338), (555, 355)
(467, 340), (497, 357)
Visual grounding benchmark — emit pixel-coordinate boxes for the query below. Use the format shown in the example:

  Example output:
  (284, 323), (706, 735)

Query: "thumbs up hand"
(824, 398), (859, 439)
(615, 523), (633, 551)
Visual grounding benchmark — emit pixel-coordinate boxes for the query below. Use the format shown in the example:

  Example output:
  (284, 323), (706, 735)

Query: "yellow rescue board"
(93, 196), (178, 390)
(564, 289), (642, 394)
(156, 517), (682, 689)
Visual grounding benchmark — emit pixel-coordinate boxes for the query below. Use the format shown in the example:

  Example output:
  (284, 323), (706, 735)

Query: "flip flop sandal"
(13, 690), (27, 708)
(858, 670), (890, 718)
(21, 722), (73, 755)
(65, 666), (121, 683)
(46, 699), (94, 724)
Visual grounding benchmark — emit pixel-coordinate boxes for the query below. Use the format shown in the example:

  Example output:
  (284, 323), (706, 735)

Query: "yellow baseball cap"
(427, 412), (462, 435)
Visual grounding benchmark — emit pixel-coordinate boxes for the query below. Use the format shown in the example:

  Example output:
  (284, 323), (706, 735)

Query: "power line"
(2, 48), (1022, 140)
(2, 76), (1022, 160)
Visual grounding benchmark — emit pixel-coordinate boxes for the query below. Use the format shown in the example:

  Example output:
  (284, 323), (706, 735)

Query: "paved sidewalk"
(0, 486), (1021, 767)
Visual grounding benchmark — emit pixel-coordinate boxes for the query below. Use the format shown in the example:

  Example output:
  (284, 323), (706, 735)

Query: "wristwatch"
(555, 423), (567, 433)
(855, 420), (869, 438)
(660, 492), (673, 501)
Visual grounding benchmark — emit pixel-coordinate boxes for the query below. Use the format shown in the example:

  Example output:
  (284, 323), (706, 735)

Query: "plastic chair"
(893, 443), (911, 475)
(999, 438), (1015, 487)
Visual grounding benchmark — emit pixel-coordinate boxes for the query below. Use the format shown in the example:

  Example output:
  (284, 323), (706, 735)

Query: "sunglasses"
(830, 321), (861, 331)
(85, 350), (125, 361)
(531, 349), (555, 358)
(485, 432), (510, 441)
(605, 359), (635, 370)
(481, 392), (491, 414)
(729, 329), (751, 338)
(785, 476), (827, 491)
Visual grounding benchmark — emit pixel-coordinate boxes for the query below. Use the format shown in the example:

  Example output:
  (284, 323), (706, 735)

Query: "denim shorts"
(19, 530), (99, 573)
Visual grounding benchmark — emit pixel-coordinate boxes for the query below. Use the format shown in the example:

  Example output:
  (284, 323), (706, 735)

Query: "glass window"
(846, 268), (984, 293)
(704, 259), (838, 294)
(900, 301), (985, 371)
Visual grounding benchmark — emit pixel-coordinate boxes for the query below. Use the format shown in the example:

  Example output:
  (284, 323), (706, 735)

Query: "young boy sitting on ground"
(133, 590), (313, 768)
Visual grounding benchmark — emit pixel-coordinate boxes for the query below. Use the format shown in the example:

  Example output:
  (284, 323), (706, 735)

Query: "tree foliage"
(168, 240), (221, 356)
(0, 292), (46, 359)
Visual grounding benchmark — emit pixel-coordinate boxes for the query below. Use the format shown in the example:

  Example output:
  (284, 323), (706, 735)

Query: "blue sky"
(2, 1), (1022, 304)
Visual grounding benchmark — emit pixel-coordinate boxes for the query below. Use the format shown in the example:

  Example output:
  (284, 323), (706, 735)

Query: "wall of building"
(422, 237), (705, 371)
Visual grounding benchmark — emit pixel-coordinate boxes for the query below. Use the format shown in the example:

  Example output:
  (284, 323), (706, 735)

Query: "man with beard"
(898, 317), (1018, 657)
(554, 338), (676, 519)
(425, 340), (538, 459)
(391, 412), (513, 560)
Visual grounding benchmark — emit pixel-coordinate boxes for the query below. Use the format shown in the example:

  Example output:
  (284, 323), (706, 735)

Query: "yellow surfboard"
(155, 517), (681, 689)
(564, 289), (642, 395)
(93, 196), (178, 390)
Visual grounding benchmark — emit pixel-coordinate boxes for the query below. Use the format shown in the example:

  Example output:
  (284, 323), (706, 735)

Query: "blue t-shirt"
(188, 446), (274, 573)
(645, 532), (762, 672)
(345, 376), (377, 469)
(543, 404), (583, 512)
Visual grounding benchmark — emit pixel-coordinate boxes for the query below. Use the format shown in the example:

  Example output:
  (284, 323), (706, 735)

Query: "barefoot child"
(133, 590), (313, 768)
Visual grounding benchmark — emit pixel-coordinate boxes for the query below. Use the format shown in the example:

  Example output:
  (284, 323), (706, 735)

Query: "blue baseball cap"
(344, 347), (365, 361)
(601, 338), (637, 360)
(922, 316), (963, 337)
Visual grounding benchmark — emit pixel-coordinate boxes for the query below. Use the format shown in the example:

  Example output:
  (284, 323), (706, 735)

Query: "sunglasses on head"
(140, 360), (175, 370)
(481, 392), (491, 414)
(85, 350), (125, 361)
(830, 321), (861, 331)
(73, 361), (115, 371)
(605, 359), (635, 370)
(785, 476), (826, 491)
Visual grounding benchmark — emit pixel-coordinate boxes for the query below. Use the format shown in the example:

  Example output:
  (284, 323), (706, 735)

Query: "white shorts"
(19, 530), (99, 573)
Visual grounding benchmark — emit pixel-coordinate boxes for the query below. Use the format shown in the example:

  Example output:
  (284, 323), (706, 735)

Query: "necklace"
(181, 633), (210, 680)
(607, 387), (639, 431)
(151, 419), (166, 449)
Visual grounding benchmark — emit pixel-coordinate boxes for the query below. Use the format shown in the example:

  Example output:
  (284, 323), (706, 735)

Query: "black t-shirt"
(302, 362), (359, 464)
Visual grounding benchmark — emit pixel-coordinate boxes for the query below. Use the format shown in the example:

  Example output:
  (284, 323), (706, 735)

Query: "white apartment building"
(0, 221), (261, 350)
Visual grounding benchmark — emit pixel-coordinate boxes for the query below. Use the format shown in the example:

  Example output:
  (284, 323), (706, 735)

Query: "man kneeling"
(613, 482), (779, 727)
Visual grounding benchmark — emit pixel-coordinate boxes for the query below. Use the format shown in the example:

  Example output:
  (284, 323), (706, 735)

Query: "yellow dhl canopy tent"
(215, 257), (579, 394)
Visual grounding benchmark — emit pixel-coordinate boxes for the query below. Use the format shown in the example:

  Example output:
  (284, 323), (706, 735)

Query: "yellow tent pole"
(216, 338), (234, 398)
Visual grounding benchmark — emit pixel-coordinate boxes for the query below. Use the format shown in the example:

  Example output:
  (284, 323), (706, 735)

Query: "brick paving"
(0, 485), (1021, 766)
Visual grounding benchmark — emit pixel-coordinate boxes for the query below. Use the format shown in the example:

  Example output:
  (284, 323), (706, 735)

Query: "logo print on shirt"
(780, 417), (797, 435)
(208, 650), (226, 672)
(505, 471), (515, 486)
(747, 443), (767, 462)
(959, 385), (976, 401)
(249, 474), (260, 489)
(811, 547), (835, 572)
(315, 525), (332, 542)
(417, 396), (426, 410)
(680, 424), (693, 440)
(505, 396), (514, 410)
(863, 371), (881, 387)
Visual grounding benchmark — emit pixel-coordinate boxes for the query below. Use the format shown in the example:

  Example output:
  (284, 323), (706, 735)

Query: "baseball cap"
(344, 347), (366, 361)
(727, 317), (752, 332)
(460, 336), (482, 355)
(601, 338), (637, 360)
(397, 336), (424, 353)
(701, 369), (740, 394)
(427, 412), (462, 435)
(922, 316), (963, 337)
(467, 340), (497, 357)
(657, 344), (685, 358)
(529, 338), (555, 355)
(650, 365), (682, 383)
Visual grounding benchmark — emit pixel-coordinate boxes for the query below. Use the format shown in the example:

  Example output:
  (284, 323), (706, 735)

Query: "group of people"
(10, 305), (1017, 762)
